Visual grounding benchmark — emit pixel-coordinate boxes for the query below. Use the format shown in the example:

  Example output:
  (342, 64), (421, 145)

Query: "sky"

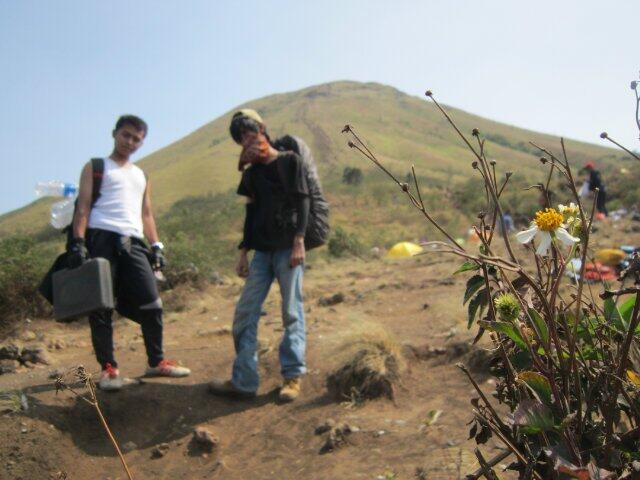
(0, 0), (637, 215)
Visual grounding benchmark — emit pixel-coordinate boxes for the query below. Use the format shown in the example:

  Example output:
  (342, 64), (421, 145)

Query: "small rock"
(446, 440), (457, 447)
(319, 424), (355, 454)
(314, 419), (336, 435)
(0, 344), (20, 360)
(374, 430), (386, 437)
(21, 330), (37, 341)
(0, 359), (20, 374)
(48, 368), (65, 379)
(422, 303), (430, 310)
(47, 339), (66, 351)
(121, 441), (137, 453)
(212, 326), (231, 336)
(318, 293), (345, 307)
(193, 427), (218, 452)
(209, 271), (225, 285)
(20, 427), (27, 434)
(151, 442), (170, 459)
(20, 345), (51, 365)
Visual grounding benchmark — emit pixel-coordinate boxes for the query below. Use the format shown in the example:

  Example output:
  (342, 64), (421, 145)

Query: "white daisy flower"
(516, 208), (580, 256)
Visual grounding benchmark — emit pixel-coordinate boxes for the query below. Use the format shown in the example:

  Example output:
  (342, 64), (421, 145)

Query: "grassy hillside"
(1, 81), (637, 328)
(0, 81), (631, 241)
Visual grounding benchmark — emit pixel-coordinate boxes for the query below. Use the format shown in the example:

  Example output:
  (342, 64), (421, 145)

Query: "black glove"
(67, 238), (88, 269)
(150, 244), (165, 271)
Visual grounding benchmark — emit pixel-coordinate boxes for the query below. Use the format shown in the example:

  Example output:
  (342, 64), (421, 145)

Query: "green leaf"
(527, 308), (549, 345)
(510, 399), (555, 434)
(481, 320), (527, 350)
(620, 296), (636, 330)
(518, 371), (552, 405)
(467, 289), (488, 329)
(464, 275), (485, 304)
(454, 260), (479, 275)
(604, 297), (623, 329)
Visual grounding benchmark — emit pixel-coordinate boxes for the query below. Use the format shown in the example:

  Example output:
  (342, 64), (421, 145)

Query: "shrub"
(158, 192), (243, 287)
(0, 235), (54, 331)
(342, 166), (364, 186)
(343, 95), (640, 477)
(328, 226), (363, 258)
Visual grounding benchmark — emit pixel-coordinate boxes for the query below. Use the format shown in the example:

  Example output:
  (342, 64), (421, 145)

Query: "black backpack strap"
(63, 158), (104, 241)
(90, 157), (104, 207)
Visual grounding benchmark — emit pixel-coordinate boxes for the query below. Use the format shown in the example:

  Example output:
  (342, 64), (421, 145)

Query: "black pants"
(596, 190), (608, 216)
(86, 229), (164, 369)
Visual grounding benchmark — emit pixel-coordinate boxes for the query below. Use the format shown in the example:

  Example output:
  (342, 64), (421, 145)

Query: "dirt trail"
(0, 253), (531, 479)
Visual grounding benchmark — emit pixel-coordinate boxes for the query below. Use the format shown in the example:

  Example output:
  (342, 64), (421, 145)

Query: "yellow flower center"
(534, 208), (563, 232)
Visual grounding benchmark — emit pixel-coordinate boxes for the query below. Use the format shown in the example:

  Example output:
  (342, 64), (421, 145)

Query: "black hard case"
(52, 258), (114, 320)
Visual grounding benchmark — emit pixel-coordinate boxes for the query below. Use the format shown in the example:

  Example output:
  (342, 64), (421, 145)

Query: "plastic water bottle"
(50, 199), (76, 229)
(35, 181), (77, 198)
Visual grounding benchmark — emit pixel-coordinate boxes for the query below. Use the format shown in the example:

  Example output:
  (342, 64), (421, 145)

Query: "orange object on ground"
(583, 262), (617, 282)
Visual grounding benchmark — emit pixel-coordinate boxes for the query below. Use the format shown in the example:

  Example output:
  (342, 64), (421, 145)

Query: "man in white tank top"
(69, 115), (190, 390)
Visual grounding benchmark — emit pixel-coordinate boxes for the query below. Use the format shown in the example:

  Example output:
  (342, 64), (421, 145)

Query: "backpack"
(39, 158), (105, 304)
(272, 135), (330, 250)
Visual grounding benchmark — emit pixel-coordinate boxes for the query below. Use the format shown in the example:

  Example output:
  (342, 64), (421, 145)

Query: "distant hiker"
(497, 211), (514, 235)
(583, 162), (608, 216)
(69, 115), (190, 390)
(209, 109), (315, 402)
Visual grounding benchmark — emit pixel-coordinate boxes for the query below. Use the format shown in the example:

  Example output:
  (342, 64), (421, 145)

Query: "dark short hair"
(115, 115), (148, 136)
(229, 114), (262, 144)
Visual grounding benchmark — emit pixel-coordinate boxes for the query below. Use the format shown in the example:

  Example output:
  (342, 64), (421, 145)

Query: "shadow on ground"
(21, 381), (277, 457)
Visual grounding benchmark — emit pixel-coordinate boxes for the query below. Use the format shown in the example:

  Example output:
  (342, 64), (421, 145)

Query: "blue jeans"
(231, 249), (306, 393)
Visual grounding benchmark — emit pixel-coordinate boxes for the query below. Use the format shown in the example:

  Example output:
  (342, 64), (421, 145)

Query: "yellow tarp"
(386, 242), (423, 259)
(594, 249), (626, 267)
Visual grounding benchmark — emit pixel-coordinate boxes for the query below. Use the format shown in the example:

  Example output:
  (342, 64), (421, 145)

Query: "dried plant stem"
(474, 413), (543, 480)
(344, 127), (465, 250)
(56, 367), (134, 480)
(601, 135), (640, 162)
(457, 364), (509, 433)
(474, 448), (500, 480)
(86, 380), (134, 480)
(466, 450), (512, 480)
(425, 92), (518, 263)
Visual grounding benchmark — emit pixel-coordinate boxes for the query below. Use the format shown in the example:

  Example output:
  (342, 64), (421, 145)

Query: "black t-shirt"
(237, 153), (309, 251)
(589, 170), (605, 192)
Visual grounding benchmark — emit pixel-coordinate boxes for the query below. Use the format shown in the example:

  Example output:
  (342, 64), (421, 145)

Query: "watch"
(151, 241), (164, 250)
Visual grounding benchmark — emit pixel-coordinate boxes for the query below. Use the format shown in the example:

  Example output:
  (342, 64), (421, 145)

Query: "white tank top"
(88, 158), (147, 238)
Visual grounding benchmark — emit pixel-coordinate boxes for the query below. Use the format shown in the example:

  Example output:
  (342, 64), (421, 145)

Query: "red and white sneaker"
(145, 359), (191, 378)
(98, 363), (123, 391)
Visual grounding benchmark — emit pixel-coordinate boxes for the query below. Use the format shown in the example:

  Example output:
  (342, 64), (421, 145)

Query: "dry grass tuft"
(326, 327), (405, 402)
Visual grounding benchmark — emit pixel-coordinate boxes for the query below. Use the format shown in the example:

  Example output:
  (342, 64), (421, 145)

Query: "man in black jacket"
(209, 110), (309, 402)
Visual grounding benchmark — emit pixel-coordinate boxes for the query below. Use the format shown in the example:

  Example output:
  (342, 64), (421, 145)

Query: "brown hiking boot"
(279, 377), (301, 402)
(208, 379), (256, 399)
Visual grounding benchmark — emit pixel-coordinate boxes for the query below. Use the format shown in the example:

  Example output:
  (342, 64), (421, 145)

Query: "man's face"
(113, 124), (146, 157)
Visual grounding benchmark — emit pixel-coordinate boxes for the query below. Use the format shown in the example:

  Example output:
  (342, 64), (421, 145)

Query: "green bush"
(0, 235), (55, 331)
(159, 191), (243, 286)
(342, 167), (364, 186)
(328, 226), (363, 258)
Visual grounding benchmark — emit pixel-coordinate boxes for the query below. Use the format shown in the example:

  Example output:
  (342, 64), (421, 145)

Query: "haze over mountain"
(0, 81), (627, 238)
